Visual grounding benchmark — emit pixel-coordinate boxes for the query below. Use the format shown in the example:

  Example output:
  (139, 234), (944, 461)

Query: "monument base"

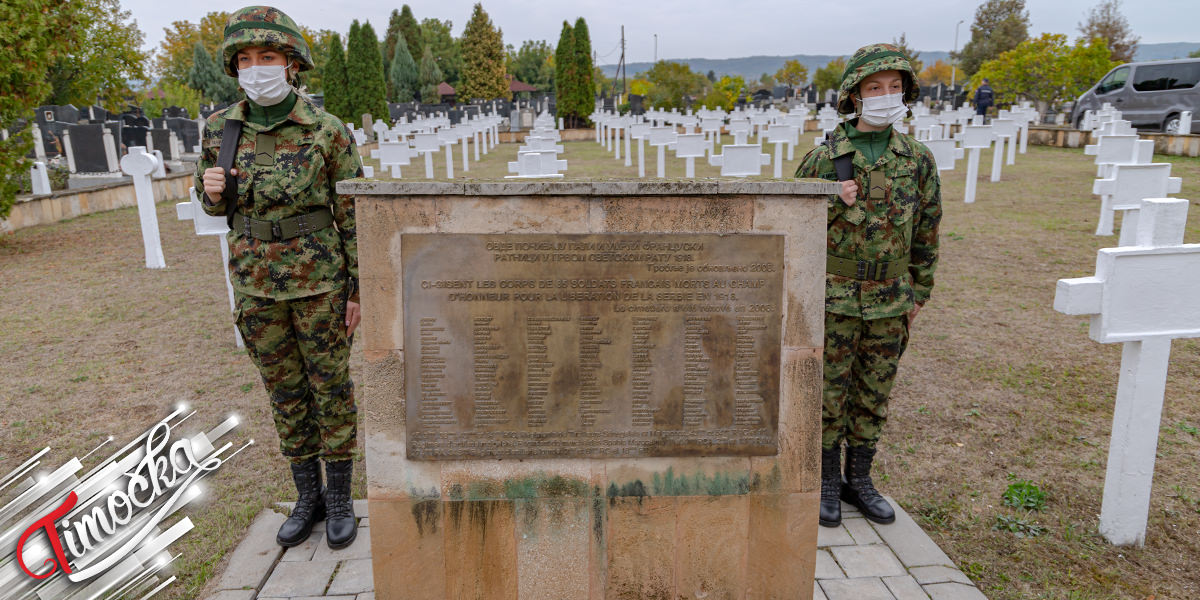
(343, 180), (836, 599)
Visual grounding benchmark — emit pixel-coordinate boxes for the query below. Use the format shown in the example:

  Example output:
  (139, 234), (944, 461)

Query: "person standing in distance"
(195, 6), (363, 549)
(974, 78), (995, 123)
(794, 44), (941, 528)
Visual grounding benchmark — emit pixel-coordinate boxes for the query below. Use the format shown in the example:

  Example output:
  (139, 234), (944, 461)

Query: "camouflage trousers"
(823, 312), (910, 450)
(235, 289), (357, 464)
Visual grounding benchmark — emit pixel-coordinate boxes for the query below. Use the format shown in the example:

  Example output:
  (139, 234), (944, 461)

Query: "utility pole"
(654, 34), (658, 62)
(612, 26), (627, 100)
(951, 19), (964, 93)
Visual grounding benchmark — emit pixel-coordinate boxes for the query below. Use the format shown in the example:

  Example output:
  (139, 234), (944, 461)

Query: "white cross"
(119, 146), (166, 269)
(673, 133), (707, 178)
(176, 187), (242, 347)
(1054, 197), (1199, 547)
(648, 126), (678, 178)
(30, 161), (51, 195)
(764, 125), (797, 179)
(506, 151), (566, 179)
(958, 124), (993, 203)
(924, 139), (964, 172)
(629, 122), (651, 178)
(708, 144), (770, 177)
(377, 141), (414, 179)
(990, 118), (1017, 177)
(1092, 163), (1182, 242)
(1084, 134), (1151, 179)
(411, 132), (441, 179)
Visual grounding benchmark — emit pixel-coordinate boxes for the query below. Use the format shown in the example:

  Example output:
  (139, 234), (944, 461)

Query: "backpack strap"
(825, 132), (855, 182)
(217, 117), (243, 229)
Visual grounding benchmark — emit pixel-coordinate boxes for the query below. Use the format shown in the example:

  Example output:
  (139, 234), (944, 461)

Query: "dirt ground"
(1, 136), (1198, 599)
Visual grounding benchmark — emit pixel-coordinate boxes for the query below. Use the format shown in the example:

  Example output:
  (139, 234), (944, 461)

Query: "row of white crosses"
(366, 114), (503, 179)
(507, 117), (568, 178)
(1056, 100), (1196, 546)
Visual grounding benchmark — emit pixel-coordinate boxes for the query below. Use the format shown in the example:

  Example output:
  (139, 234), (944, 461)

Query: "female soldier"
(794, 44), (942, 527)
(195, 6), (363, 549)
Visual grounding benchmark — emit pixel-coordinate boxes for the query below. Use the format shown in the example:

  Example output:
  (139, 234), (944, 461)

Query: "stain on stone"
(411, 499), (440, 536)
(592, 491), (605, 543)
(448, 483), (465, 501)
(650, 467), (751, 496)
(606, 480), (649, 507)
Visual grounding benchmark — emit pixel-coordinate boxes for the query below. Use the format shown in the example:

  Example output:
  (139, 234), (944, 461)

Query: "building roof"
(437, 82), (456, 95)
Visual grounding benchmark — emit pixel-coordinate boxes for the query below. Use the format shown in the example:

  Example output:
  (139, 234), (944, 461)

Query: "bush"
(11, 161), (70, 195)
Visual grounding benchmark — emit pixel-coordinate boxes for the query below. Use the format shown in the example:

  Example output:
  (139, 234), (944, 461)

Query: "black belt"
(826, 255), (910, 281)
(234, 208), (334, 242)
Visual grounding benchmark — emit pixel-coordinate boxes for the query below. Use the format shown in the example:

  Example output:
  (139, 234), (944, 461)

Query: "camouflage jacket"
(794, 122), (941, 319)
(195, 95), (362, 302)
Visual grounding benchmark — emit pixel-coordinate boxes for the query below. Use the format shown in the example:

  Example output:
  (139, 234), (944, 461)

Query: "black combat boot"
(819, 446), (843, 527)
(841, 445), (896, 524)
(276, 459), (325, 547)
(324, 460), (357, 549)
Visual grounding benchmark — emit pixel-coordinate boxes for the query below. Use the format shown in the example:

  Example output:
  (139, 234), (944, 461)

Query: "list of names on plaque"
(402, 233), (785, 459)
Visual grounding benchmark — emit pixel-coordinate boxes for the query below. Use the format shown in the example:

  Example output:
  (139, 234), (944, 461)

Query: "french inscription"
(403, 233), (785, 459)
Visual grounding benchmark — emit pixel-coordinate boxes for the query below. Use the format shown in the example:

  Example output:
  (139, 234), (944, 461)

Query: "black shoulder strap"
(217, 117), (243, 228)
(825, 132), (854, 182)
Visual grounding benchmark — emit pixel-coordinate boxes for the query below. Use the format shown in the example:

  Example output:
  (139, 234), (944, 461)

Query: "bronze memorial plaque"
(402, 233), (785, 459)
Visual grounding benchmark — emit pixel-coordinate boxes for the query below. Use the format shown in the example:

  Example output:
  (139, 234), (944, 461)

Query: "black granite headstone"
(68, 124), (110, 172)
(122, 125), (149, 148)
(149, 129), (172, 156)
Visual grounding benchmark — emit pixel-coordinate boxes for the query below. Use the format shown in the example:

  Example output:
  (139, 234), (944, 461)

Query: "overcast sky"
(124, 0), (1198, 64)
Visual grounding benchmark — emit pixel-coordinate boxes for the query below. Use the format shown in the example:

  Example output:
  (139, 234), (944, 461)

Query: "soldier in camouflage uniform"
(195, 6), (363, 550)
(794, 44), (941, 527)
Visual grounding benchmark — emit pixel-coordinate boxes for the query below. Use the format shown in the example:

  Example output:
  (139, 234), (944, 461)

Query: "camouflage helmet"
(220, 6), (313, 77)
(836, 43), (918, 115)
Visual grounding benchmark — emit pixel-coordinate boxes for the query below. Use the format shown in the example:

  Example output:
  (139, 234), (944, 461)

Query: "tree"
(555, 21), (581, 125)
(188, 44), (239, 103)
(382, 9), (403, 85)
(324, 32), (348, 119)
(571, 18), (595, 121)
(1, 0), (82, 218)
(640, 61), (707, 109)
(388, 30), (419, 102)
(892, 32), (923, 75)
(813, 57), (847, 94)
(507, 40), (555, 91)
(300, 28), (337, 95)
(399, 5), (423, 69)
(153, 11), (229, 85)
(775, 59), (809, 87)
(956, 0), (1031, 78)
(919, 60), (955, 86)
(1190, 48), (1200, 58)
(345, 20), (388, 121)
(973, 33), (1116, 108)
(458, 4), (508, 101)
(45, 0), (146, 107)
(418, 46), (443, 103)
(421, 18), (462, 85)
(1078, 0), (1139, 63)
(706, 70), (717, 83)
(697, 75), (745, 111)
(141, 81), (203, 119)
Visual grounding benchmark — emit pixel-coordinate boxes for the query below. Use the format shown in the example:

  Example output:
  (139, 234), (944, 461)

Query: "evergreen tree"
(343, 21), (362, 118)
(554, 21), (576, 125)
(389, 30), (419, 103)
(399, 5), (423, 68)
(382, 8), (403, 90)
(324, 32), (348, 119)
(346, 20), (388, 121)
(956, 0), (1031, 78)
(572, 18), (595, 124)
(187, 43), (239, 103)
(418, 46), (443, 103)
(421, 18), (461, 85)
(459, 3), (508, 100)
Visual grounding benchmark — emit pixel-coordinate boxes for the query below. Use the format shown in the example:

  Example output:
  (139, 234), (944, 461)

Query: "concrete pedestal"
(339, 179), (836, 600)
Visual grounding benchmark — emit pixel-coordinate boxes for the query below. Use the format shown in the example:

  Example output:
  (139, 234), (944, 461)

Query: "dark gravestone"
(55, 105), (80, 124)
(122, 113), (151, 127)
(629, 94), (644, 115)
(388, 103), (407, 121)
(68, 124), (110, 172)
(448, 109), (464, 125)
(162, 106), (189, 118)
(149, 129), (172, 156)
(83, 106), (109, 122)
(122, 125), (149, 148)
(152, 118), (166, 129)
(168, 118), (200, 152)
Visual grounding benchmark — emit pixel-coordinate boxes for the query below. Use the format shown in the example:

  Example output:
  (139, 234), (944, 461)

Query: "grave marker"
(648, 126), (677, 178)
(1092, 163), (1182, 241)
(119, 147), (166, 269)
(411, 132), (441, 179)
(959, 124), (993, 203)
(30, 162), (51, 195)
(176, 187), (242, 347)
(506, 151), (566, 178)
(1055, 197), (1199, 546)
(673, 133), (707, 177)
(708, 144), (770, 177)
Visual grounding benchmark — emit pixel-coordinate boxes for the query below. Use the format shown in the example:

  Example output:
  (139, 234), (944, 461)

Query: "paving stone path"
(202, 498), (987, 600)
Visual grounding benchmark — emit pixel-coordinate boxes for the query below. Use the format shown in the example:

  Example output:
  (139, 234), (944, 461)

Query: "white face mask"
(239, 63), (293, 106)
(858, 92), (908, 127)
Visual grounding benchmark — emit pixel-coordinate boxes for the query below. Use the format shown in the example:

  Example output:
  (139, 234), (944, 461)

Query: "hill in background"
(600, 42), (1199, 82)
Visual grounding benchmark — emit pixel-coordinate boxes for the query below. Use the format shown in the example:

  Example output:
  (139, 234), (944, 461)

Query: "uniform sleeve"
(195, 118), (223, 216)
(329, 122), (364, 303)
(909, 149), (942, 304)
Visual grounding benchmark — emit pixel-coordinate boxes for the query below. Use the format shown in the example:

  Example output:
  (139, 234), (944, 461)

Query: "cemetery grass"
(0, 138), (1197, 598)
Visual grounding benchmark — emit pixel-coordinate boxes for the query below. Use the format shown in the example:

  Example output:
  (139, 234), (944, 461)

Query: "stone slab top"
(336, 178), (840, 197)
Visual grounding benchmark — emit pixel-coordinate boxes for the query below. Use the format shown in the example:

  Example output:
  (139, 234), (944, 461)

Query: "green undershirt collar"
(843, 121), (892, 166)
(244, 92), (297, 128)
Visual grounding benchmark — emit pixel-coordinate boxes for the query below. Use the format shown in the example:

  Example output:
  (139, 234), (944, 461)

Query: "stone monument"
(340, 179), (835, 599)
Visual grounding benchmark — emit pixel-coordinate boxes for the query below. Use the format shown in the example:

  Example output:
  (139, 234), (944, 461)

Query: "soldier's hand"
(345, 300), (361, 337)
(907, 302), (923, 325)
(202, 167), (237, 203)
(839, 180), (858, 206)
